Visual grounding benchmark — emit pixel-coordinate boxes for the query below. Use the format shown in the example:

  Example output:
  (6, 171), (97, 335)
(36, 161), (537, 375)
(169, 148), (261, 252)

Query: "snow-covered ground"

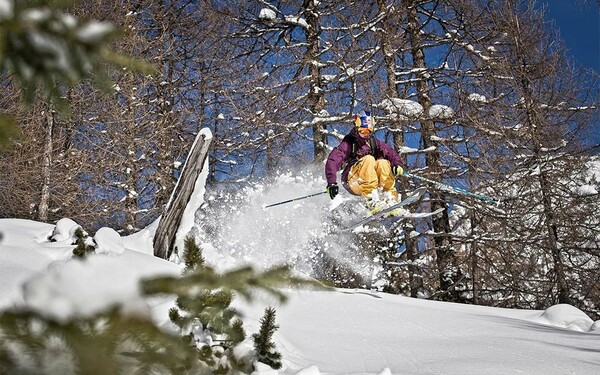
(1, 156), (598, 374)
(1, 218), (598, 373)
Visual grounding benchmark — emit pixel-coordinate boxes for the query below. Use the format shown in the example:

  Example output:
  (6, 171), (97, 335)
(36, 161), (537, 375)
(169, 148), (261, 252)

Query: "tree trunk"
(377, 0), (423, 296)
(539, 172), (570, 303)
(38, 104), (54, 222)
(304, 0), (327, 162)
(470, 214), (479, 305)
(523, 85), (570, 304)
(516, 14), (570, 303)
(125, 166), (138, 234)
(153, 131), (212, 259)
(404, 0), (460, 301)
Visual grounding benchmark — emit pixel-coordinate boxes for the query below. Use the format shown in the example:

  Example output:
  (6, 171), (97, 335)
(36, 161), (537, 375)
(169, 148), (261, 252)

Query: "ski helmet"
(354, 110), (375, 131)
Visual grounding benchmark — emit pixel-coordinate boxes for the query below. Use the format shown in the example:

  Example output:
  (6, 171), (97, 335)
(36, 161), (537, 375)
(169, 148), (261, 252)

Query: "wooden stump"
(153, 131), (212, 259)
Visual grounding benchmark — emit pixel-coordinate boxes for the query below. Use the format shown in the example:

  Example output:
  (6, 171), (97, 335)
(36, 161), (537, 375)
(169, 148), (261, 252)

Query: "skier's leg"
(347, 155), (379, 197)
(373, 159), (408, 217)
(374, 159), (398, 201)
(347, 156), (389, 214)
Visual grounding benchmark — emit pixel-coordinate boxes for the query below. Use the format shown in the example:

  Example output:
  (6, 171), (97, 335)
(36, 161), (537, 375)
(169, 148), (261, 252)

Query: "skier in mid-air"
(325, 110), (406, 214)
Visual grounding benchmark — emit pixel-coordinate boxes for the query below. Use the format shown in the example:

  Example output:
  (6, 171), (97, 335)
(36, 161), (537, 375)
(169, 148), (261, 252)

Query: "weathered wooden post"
(153, 130), (212, 259)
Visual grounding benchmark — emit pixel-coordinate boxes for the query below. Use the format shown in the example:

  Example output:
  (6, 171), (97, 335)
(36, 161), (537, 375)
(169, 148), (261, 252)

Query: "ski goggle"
(358, 127), (372, 136)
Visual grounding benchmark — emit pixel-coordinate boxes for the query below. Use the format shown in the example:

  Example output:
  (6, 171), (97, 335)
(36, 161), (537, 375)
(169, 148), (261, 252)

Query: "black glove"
(326, 183), (339, 199)
(392, 165), (404, 176)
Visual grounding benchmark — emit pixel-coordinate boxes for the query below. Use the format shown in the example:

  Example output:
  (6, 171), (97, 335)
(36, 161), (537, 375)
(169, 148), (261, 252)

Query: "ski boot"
(365, 198), (387, 215)
(381, 194), (408, 218)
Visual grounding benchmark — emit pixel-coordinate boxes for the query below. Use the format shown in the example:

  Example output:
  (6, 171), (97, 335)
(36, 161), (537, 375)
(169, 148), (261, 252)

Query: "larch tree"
(453, 0), (599, 315)
(222, 0), (365, 172)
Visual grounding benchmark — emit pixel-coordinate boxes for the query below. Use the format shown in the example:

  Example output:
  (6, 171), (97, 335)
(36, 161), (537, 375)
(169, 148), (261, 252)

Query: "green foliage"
(143, 263), (324, 305)
(71, 227), (94, 258)
(0, 236), (328, 374)
(183, 235), (205, 272)
(0, 0), (155, 148)
(0, 307), (201, 375)
(0, 114), (21, 150)
(160, 238), (249, 373)
(0, 0), (154, 107)
(143, 237), (326, 373)
(252, 307), (282, 370)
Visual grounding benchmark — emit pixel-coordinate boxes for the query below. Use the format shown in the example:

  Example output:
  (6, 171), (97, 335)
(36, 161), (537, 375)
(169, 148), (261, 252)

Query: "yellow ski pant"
(347, 155), (398, 200)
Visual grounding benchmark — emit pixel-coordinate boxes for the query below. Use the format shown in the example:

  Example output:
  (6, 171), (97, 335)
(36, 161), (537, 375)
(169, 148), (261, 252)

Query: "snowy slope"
(0, 218), (598, 375)
(239, 290), (598, 375)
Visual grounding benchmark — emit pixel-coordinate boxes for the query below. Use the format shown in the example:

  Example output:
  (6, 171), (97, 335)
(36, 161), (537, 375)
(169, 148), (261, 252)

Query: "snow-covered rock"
(21, 251), (179, 322)
(23, 256), (145, 321)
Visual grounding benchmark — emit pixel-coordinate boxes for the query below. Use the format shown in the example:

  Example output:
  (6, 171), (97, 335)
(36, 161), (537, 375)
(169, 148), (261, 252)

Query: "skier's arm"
(325, 139), (351, 184)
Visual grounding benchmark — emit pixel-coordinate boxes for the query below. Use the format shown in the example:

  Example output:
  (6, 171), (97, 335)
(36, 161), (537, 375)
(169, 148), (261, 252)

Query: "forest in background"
(1, 0), (599, 318)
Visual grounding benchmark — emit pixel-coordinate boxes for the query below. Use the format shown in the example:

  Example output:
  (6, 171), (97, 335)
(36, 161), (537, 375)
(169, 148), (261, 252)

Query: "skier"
(325, 110), (406, 214)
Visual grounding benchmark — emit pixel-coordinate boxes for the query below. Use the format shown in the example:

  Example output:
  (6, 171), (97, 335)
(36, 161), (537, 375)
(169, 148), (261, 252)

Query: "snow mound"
(22, 252), (179, 322)
(50, 218), (82, 243)
(294, 365), (320, 375)
(539, 304), (594, 332)
(122, 219), (158, 255)
(94, 227), (125, 255)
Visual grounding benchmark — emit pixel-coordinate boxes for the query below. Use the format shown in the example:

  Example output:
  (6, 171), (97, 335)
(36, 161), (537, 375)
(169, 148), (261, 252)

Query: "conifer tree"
(72, 228), (95, 258)
(252, 307), (283, 370)
(183, 235), (205, 272)
(167, 235), (248, 373)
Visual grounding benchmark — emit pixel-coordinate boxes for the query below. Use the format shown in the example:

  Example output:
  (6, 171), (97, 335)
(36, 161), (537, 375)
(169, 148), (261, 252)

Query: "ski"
(381, 207), (445, 221)
(343, 187), (427, 232)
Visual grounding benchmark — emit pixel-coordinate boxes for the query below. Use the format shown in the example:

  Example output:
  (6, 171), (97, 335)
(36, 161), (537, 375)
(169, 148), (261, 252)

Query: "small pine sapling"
(166, 236), (248, 373)
(72, 228), (95, 258)
(141, 239), (323, 373)
(252, 307), (282, 370)
(183, 235), (205, 272)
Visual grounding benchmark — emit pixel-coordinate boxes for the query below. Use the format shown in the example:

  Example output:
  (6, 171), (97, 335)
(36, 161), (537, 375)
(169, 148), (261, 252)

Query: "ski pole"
(263, 191), (328, 209)
(401, 172), (500, 204)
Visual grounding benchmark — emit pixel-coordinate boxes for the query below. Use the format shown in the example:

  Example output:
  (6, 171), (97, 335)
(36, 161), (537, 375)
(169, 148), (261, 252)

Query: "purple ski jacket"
(325, 128), (405, 194)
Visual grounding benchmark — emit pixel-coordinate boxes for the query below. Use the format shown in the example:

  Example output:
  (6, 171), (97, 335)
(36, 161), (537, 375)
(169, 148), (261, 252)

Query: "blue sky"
(543, 1), (599, 72)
